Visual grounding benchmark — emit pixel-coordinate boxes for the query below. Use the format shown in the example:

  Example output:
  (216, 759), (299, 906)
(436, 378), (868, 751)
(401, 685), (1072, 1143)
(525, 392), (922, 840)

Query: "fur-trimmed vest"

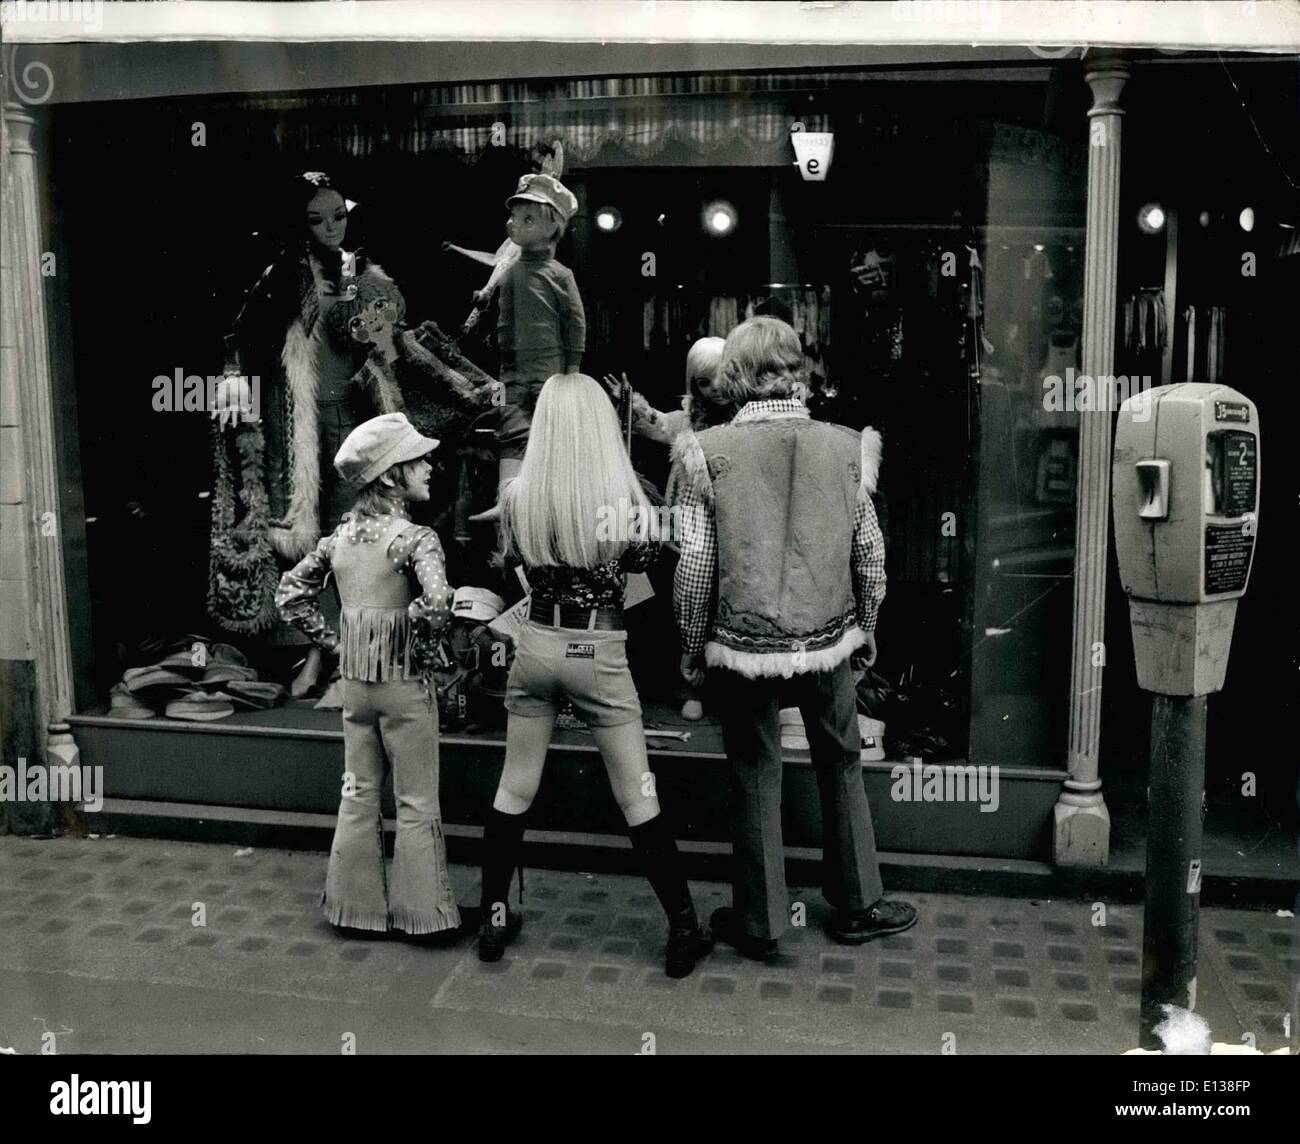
(675, 406), (883, 678)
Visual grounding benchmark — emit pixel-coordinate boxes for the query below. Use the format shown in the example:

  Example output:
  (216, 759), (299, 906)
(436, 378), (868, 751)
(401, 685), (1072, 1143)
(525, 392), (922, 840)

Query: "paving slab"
(1, 834), (1295, 1055)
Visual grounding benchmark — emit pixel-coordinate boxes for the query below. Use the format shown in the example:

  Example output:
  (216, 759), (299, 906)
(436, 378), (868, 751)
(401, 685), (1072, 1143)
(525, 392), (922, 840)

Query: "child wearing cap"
(469, 172), (586, 523)
(276, 412), (462, 939)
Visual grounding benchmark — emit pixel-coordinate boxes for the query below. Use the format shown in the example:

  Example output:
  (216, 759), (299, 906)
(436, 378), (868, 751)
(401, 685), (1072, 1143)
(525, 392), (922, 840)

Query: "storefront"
(3, 5), (1296, 867)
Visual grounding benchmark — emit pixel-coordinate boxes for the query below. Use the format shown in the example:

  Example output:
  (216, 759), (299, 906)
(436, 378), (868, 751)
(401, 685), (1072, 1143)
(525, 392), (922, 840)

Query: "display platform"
(68, 699), (1064, 858)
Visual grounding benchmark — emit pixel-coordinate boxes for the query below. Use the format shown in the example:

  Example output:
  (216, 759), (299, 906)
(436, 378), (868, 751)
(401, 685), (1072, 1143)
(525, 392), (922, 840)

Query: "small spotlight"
(1138, 204), (1165, 234)
(1033, 243), (1045, 252)
(1199, 210), (1211, 228)
(1239, 207), (1255, 232)
(704, 201), (737, 236)
(595, 206), (622, 233)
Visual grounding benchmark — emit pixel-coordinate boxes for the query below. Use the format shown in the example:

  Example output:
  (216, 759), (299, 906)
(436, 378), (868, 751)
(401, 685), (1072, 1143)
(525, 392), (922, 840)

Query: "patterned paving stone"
(3, 836), (1295, 1053)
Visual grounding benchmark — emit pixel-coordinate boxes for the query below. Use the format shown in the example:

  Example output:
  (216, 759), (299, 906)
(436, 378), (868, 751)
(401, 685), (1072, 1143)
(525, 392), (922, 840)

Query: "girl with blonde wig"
(479, 373), (713, 978)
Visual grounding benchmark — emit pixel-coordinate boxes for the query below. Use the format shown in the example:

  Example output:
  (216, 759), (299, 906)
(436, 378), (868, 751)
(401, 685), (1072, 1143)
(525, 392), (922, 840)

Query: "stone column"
(1053, 50), (1130, 866)
(2, 78), (80, 834)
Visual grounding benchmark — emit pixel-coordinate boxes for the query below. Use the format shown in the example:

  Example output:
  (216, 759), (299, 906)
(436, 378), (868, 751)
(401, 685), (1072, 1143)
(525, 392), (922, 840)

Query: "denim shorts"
(504, 621), (642, 727)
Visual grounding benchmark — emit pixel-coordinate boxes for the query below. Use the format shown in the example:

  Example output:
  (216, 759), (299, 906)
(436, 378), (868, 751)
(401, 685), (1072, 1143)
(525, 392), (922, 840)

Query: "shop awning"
(5, 1), (1299, 104)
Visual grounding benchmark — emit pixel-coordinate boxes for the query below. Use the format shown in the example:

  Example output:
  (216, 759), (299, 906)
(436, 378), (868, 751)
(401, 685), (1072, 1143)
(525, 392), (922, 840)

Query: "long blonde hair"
(503, 373), (651, 567)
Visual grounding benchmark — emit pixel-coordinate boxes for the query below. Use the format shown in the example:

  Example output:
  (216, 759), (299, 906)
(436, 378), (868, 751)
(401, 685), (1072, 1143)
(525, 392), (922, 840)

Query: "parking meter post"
(1139, 693), (1208, 1049)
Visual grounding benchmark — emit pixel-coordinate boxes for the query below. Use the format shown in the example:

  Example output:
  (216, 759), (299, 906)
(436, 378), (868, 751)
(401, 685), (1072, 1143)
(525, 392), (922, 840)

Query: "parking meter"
(1113, 382), (1260, 695)
(1112, 382), (1260, 1047)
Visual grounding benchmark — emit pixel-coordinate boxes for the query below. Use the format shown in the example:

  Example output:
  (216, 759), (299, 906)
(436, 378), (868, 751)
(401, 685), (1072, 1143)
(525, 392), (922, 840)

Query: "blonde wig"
(504, 373), (651, 567)
(714, 315), (804, 404)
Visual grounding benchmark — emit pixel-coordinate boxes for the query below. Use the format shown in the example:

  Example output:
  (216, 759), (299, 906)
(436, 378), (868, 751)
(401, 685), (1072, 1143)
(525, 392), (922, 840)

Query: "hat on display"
(778, 707), (809, 753)
(164, 692), (235, 722)
(858, 715), (886, 763)
(507, 173), (579, 222)
(155, 651), (210, 676)
(108, 683), (156, 719)
(452, 586), (506, 624)
(223, 680), (287, 710)
(123, 664), (194, 693)
(335, 412), (439, 489)
(198, 662), (259, 688)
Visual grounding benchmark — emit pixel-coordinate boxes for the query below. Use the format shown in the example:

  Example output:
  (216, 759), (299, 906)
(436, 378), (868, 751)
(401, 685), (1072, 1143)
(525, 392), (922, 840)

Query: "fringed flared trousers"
(323, 677), (461, 934)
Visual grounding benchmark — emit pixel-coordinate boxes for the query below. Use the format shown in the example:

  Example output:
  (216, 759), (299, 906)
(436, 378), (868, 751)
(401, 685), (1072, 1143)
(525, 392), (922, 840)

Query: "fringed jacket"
(275, 508), (453, 683)
(671, 399), (886, 679)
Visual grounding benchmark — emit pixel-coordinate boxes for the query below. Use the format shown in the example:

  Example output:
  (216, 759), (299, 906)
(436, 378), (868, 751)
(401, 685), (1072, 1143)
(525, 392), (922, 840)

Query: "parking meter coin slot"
(1135, 459), (1170, 520)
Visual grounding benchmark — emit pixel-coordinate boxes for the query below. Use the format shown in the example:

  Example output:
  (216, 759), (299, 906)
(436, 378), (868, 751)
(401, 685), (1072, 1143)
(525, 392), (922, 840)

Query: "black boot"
(627, 813), (714, 978)
(478, 806), (527, 963)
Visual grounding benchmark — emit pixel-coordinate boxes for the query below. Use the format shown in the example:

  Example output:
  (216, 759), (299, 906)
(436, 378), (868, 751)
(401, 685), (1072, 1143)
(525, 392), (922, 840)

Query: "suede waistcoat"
(700, 413), (865, 676)
(330, 517), (420, 682)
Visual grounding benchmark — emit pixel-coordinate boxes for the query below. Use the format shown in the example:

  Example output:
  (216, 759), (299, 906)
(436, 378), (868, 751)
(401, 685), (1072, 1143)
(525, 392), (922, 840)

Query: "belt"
(528, 599), (625, 631)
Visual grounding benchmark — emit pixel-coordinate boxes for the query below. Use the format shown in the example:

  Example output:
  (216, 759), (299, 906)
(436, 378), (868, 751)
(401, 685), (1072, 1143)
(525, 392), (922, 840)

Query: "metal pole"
(1140, 693), (1208, 1048)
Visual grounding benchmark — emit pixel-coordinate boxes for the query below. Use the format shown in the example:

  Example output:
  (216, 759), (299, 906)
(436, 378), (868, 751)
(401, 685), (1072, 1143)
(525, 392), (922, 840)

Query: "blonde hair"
(715, 316), (804, 403)
(503, 373), (651, 567)
(351, 458), (425, 517)
(684, 336), (725, 394)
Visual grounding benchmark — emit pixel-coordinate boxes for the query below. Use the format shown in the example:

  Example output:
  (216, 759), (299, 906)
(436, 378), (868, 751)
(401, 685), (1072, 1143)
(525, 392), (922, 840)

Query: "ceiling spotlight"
(704, 200), (737, 236)
(595, 206), (622, 233)
(1137, 203), (1166, 234)
(1199, 210), (1211, 228)
(1239, 206), (1255, 232)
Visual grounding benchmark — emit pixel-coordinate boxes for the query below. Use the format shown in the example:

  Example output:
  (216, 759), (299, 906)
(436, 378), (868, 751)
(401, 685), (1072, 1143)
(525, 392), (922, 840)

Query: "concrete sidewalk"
(1, 834), (1296, 1055)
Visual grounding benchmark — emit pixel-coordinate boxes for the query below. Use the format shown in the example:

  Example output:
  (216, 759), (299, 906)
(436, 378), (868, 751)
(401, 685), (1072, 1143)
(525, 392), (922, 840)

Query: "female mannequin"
(210, 171), (393, 695)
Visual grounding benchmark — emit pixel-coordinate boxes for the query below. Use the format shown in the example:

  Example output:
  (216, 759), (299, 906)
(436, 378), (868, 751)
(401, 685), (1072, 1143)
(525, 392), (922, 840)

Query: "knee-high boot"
(478, 806), (527, 962)
(627, 813), (715, 978)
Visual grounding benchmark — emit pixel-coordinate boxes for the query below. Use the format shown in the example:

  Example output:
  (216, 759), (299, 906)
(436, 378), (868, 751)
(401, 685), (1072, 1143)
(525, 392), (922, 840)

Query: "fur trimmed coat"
(209, 249), (384, 634)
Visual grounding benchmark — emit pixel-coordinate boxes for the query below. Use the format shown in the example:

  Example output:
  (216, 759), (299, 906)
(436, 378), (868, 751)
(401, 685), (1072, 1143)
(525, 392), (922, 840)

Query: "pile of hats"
(778, 708), (887, 762)
(109, 639), (286, 722)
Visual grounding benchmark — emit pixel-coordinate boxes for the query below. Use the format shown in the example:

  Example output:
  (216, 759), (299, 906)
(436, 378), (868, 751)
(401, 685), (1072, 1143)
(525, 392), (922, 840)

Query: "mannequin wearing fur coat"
(209, 172), (389, 695)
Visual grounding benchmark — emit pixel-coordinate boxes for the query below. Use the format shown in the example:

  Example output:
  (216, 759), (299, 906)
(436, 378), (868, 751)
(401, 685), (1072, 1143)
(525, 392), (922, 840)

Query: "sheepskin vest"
(680, 406), (878, 678)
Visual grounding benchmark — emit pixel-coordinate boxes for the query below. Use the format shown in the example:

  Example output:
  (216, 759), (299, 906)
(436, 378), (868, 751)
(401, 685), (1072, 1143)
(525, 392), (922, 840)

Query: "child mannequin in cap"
(468, 173), (585, 524)
(277, 412), (462, 939)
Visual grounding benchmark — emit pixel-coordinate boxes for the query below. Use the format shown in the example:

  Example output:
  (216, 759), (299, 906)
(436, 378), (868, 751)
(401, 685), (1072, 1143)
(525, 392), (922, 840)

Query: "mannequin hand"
(680, 653), (705, 687)
(211, 375), (258, 428)
(850, 633), (878, 671)
(602, 372), (631, 402)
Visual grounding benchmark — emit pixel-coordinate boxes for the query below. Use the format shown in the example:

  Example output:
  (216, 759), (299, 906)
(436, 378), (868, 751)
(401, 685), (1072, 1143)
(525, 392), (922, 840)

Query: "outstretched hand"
(602, 372), (631, 403)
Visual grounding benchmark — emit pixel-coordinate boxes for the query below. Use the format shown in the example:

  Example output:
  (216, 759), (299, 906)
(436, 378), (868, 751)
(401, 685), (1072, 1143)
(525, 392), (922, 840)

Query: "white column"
(2, 91), (81, 815)
(1053, 50), (1130, 866)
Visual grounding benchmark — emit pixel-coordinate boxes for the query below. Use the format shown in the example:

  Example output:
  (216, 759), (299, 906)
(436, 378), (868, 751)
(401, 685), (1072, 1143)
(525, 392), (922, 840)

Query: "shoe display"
(828, 898), (918, 945)
(709, 906), (779, 962)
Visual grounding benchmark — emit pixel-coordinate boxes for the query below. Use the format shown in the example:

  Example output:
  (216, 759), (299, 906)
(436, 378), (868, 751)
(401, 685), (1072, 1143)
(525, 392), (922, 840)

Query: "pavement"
(1, 833), (1297, 1055)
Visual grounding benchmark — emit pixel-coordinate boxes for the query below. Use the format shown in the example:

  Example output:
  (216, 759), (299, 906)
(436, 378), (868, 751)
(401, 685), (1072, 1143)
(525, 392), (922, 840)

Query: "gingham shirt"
(672, 399), (887, 658)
